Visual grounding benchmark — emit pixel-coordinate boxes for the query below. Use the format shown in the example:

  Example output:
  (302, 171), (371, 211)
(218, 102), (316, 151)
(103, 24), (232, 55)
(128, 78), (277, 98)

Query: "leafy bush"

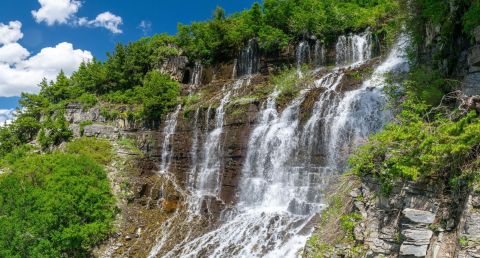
(140, 71), (180, 121)
(0, 152), (115, 257)
(37, 111), (73, 150)
(66, 137), (113, 165)
(340, 213), (363, 240)
(77, 93), (98, 109)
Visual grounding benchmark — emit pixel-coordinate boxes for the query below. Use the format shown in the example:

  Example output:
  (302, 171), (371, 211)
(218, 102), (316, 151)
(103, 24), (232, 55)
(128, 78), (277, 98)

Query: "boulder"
(402, 229), (433, 245)
(400, 244), (428, 257)
(468, 45), (480, 67)
(462, 72), (480, 96)
(83, 124), (119, 139)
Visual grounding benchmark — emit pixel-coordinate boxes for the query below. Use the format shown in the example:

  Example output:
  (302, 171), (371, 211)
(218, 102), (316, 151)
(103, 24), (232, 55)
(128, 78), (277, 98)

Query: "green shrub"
(77, 93), (98, 109)
(65, 137), (113, 165)
(0, 152), (115, 257)
(340, 213), (363, 240)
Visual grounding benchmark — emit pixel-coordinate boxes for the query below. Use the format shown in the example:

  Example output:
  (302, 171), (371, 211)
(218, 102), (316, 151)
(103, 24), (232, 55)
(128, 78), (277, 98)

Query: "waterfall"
(336, 30), (373, 65)
(296, 41), (311, 73)
(159, 105), (182, 173)
(187, 108), (200, 190)
(190, 61), (203, 86)
(235, 39), (259, 78)
(188, 79), (246, 214)
(196, 91), (230, 196)
(314, 40), (326, 67)
(148, 34), (409, 258)
(327, 35), (410, 168)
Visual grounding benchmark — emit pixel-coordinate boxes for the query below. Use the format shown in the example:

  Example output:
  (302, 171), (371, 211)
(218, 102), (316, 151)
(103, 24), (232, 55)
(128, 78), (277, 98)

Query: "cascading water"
(314, 40), (326, 68)
(190, 61), (203, 86)
(148, 34), (409, 258)
(327, 35), (410, 168)
(159, 105), (182, 173)
(296, 41), (311, 73)
(187, 108), (200, 190)
(235, 39), (260, 78)
(191, 86), (232, 211)
(336, 30), (373, 65)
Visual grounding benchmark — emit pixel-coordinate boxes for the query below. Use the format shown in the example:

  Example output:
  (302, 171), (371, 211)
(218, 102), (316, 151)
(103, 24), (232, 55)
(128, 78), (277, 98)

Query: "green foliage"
(272, 67), (313, 104)
(351, 67), (480, 193)
(77, 93), (98, 109)
(178, 0), (398, 63)
(409, 0), (479, 74)
(459, 236), (469, 247)
(463, 1), (480, 35)
(140, 71), (181, 122)
(339, 213), (363, 240)
(65, 137), (113, 165)
(117, 137), (143, 156)
(0, 151), (115, 257)
(38, 111), (73, 150)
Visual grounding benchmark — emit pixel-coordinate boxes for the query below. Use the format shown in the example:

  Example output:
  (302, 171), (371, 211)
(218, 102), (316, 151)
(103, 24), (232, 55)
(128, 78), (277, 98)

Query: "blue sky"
(0, 0), (258, 112)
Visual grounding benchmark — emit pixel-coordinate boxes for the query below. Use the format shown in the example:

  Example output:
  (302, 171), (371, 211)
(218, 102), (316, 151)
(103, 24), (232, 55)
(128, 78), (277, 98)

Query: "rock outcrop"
(307, 176), (480, 258)
(463, 26), (480, 96)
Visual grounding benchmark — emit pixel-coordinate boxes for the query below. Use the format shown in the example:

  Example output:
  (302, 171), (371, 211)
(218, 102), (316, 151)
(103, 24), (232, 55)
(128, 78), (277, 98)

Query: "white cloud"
(31, 0), (123, 34)
(0, 109), (14, 125)
(19, 42), (92, 75)
(0, 43), (30, 64)
(32, 0), (81, 25)
(77, 12), (123, 34)
(0, 21), (23, 45)
(139, 20), (152, 35)
(0, 22), (92, 97)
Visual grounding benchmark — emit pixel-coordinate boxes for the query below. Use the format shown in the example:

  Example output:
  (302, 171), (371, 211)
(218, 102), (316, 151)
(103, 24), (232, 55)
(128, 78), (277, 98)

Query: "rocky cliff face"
(305, 176), (480, 258)
(64, 27), (480, 257)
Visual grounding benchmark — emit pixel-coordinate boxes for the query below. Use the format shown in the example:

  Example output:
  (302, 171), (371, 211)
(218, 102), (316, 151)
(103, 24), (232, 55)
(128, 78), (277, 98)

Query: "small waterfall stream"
(336, 30), (373, 65)
(296, 41), (311, 74)
(314, 40), (326, 68)
(148, 34), (409, 258)
(159, 105), (182, 173)
(190, 61), (203, 86)
(235, 39), (259, 78)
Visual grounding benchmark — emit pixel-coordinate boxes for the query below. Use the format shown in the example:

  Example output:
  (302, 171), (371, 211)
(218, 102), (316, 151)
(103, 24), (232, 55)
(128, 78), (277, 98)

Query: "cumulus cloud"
(0, 43), (30, 64)
(32, 0), (81, 25)
(0, 21), (92, 97)
(31, 0), (123, 34)
(77, 12), (123, 34)
(0, 21), (23, 45)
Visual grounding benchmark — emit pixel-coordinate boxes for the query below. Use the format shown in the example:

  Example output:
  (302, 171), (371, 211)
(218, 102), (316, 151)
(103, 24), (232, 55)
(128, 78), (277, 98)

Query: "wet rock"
(402, 208), (435, 224)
